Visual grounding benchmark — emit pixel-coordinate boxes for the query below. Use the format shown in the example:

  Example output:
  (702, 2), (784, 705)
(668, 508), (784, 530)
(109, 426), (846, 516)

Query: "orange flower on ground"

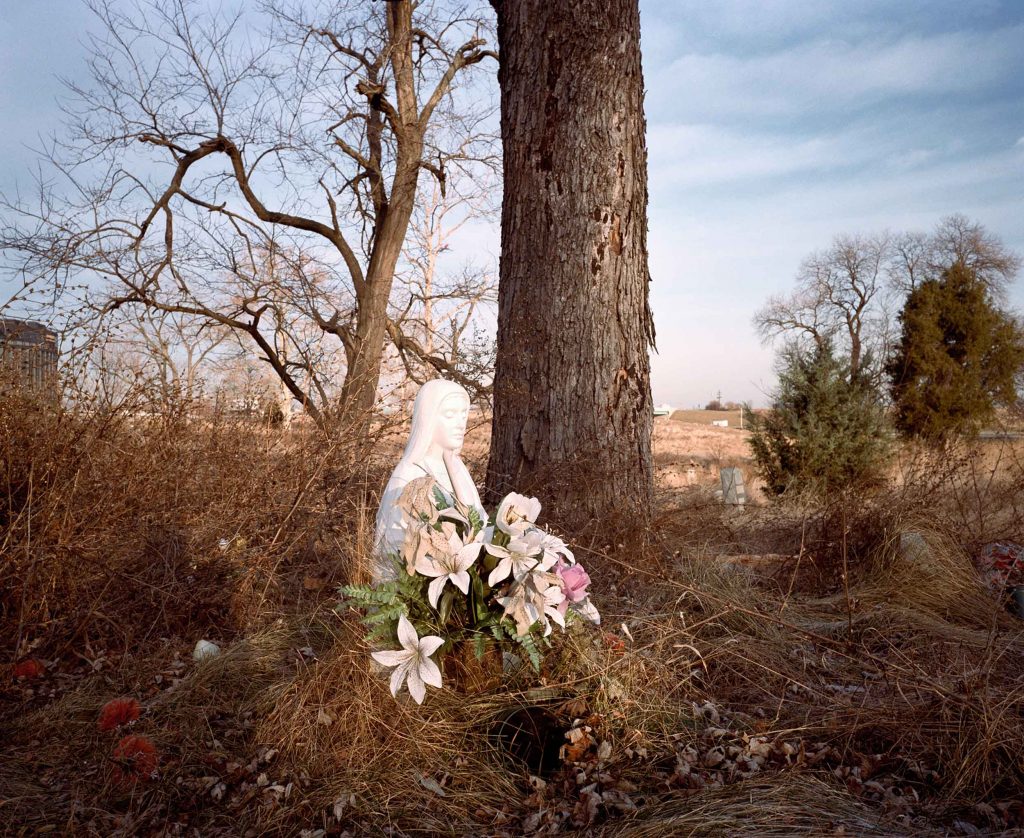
(13, 659), (45, 679)
(98, 697), (141, 732)
(111, 734), (158, 784)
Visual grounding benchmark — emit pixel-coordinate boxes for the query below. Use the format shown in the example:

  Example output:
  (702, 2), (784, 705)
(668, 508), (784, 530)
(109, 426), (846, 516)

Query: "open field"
(3, 394), (1024, 836)
(668, 409), (746, 429)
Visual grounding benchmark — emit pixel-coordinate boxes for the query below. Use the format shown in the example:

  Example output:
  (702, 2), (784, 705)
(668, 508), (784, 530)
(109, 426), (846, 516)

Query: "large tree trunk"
(486, 0), (655, 525)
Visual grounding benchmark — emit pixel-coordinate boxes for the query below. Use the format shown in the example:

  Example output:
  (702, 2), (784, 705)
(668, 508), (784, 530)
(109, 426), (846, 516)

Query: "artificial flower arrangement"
(340, 478), (600, 704)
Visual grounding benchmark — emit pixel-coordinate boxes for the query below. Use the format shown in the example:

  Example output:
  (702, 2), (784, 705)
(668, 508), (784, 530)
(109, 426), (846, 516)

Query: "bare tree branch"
(1, 0), (499, 431)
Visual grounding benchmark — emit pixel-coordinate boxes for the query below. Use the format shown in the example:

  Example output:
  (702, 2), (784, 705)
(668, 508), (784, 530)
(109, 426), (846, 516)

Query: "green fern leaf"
(517, 632), (542, 673)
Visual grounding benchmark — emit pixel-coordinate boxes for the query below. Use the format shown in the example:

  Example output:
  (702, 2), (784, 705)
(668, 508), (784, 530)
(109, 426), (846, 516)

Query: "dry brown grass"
(3, 386), (1024, 835)
(0, 387), (399, 664)
(602, 775), (912, 836)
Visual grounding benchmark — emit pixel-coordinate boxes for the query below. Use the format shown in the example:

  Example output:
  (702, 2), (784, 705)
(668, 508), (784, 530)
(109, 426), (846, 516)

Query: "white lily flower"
(515, 529), (559, 568)
(482, 540), (506, 558)
(523, 569), (565, 634)
(495, 492), (542, 537)
(437, 505), (470, 529)
(397, 475), (441, 524)
(535, 529), (575, 565)
(402, 520), (458, 578)
(497, 581), (541, 636)
(487, 535), (542, 586)
(370, 614), (444, 704)
(534, 578), (566, 636)
(415, 532), (481, 609)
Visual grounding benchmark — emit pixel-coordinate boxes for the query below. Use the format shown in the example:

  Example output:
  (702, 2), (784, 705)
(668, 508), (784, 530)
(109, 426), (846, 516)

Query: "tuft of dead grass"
(1, 386), (394, 665)
(602, 774), (913, 836)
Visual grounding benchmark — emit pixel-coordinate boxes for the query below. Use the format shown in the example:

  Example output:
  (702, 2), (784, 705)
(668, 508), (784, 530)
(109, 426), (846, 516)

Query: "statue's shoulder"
(378, 465), (438, 532)
(382, 462), (439, 510)
(385, 459), (429, 489)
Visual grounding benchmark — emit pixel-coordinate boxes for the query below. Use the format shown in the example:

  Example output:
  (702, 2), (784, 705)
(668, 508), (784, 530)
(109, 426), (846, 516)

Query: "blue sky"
(2, 1), (1023, 407)
(641, 0), (1024, 406)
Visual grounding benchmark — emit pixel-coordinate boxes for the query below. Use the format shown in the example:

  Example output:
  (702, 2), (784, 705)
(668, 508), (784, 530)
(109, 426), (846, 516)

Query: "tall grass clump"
(1, 382), (389, 664)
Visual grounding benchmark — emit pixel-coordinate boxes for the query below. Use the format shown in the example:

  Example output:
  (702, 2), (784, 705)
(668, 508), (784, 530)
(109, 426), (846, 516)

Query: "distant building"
(653, 403), (673, 417)
(0, 317), (59, 391)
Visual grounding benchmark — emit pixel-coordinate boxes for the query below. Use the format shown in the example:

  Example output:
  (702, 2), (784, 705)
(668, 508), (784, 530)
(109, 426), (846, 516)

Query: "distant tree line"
(749, 215), (1024, 496)
(703, 399), (742, 412)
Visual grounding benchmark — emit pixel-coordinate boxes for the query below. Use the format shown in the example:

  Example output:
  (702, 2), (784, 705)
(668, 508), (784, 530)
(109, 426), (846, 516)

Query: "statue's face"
(433, 393), (470, 451)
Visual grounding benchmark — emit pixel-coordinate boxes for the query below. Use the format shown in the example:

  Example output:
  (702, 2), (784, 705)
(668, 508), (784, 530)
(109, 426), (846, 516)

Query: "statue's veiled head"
(402, 379), (471, 463)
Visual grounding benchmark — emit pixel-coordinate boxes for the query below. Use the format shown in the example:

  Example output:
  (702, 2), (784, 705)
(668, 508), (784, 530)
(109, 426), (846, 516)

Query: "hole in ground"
(490, 706), (563, 777)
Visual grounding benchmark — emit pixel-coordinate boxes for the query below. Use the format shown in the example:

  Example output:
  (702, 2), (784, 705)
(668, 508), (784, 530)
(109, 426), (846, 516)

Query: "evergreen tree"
(887, 262), (1024, 440)
(748, 342), (891, 496)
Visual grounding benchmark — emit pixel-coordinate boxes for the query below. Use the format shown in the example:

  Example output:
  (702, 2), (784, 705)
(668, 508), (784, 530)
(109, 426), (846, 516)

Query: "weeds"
(2, 387), (1024, 834)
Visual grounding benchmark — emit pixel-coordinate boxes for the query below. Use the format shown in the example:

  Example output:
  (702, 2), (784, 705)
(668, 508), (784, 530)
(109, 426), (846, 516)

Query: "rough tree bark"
(485, 0), (655, 524)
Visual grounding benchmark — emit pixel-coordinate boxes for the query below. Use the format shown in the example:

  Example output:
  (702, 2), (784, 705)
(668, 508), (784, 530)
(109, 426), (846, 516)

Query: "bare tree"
(755, 233), (892, 380)
(1, 0), (497, 432)
(756, 216), (1020, 386)
(67, 308), (228, 416)
(118, 309), (228, 406)
(209, 339), (295, 420)
(80, 338), (142, 413)
(387, 178), (497, 400)
(888, 215), (1021, 297)
(928, 214), (1021, 294)
(888, 231), (932, 294)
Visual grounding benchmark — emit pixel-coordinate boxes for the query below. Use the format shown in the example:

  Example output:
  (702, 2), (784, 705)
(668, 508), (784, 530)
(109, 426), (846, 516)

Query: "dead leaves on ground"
(507, 698), (1024, 835)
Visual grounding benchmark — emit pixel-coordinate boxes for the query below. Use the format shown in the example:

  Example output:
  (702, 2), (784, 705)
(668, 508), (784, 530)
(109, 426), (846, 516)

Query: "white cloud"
(645, 118), (968, 194)
(649, 26), (1024, 120)
(648, 123), (868, 188)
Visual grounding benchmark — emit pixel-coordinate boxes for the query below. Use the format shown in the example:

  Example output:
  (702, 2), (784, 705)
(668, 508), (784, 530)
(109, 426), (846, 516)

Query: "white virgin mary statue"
(373, 379), (486, 582)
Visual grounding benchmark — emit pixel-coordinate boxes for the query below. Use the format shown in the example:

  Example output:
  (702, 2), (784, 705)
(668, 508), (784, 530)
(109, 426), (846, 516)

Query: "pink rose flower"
(555, 560), (591, 614)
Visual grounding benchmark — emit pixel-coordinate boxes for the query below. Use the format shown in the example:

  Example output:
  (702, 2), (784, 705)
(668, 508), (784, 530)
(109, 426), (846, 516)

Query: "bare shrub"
(1, 382), (387, 663)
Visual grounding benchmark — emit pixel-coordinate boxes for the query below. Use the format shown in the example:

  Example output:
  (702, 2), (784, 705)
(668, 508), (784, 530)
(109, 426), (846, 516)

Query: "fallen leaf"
(572, 787), (601, 827)
(602, 788), (637, 813)
(415, 772), (447, 797)
(562, 697), (588, 717)
(333, 792), (357, 820)
(13, 659), (45, 679)
(561, 725), (595, 762)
